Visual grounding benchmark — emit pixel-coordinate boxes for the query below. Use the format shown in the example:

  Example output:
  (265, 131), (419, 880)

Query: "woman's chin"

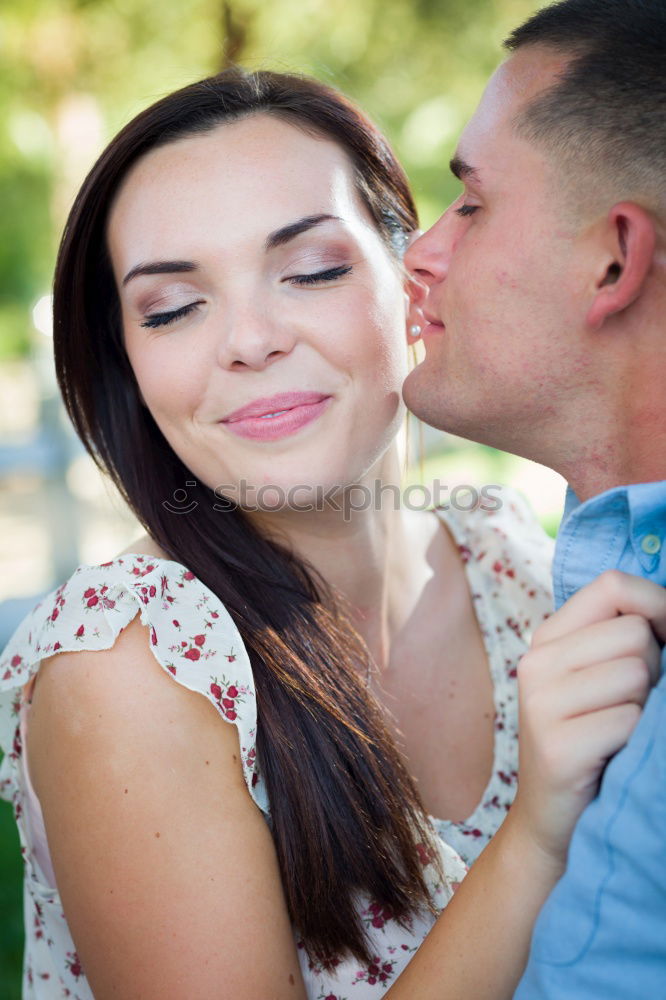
(214, 479), (346, 517)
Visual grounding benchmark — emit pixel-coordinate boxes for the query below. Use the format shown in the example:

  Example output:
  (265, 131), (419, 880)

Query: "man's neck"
(563, 405), (666, 503)
(549, 316), (666, 501)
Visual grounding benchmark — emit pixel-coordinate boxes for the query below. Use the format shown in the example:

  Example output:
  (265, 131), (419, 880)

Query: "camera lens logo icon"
(162, 481), (199, 514)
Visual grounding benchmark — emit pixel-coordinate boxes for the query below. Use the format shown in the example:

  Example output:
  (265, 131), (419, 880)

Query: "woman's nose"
(217, 307), (296, 371)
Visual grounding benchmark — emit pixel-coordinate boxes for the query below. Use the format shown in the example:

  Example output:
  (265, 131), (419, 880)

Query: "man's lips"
(421, 307), (444, 328)
(412, 304), (445, 338)
(221, 391), (330, 423)
(422, 314), (445, 337)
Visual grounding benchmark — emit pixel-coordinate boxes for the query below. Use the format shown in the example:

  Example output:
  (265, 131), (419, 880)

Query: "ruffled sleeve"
(0, 553), (267, 816)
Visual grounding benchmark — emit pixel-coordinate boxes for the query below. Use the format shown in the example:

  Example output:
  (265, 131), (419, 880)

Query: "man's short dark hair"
(504, 0), (666, 218)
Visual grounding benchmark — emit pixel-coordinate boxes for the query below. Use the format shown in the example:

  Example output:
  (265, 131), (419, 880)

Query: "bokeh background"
(0, 0), (564, 992)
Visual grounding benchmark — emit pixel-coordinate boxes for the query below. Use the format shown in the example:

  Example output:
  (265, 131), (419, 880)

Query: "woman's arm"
(386, 806), (563, 999)
(28, 611), (307, 1000)
(387, 569), (666, 999)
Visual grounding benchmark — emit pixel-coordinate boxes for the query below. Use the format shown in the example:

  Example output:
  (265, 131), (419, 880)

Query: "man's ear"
(586, 202), (656, 331)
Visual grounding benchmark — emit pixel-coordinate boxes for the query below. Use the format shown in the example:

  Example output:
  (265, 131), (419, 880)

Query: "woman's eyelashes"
(139, 265), (354, 328)
(140, 301), (204, 329)
(286, 264), (353, 286)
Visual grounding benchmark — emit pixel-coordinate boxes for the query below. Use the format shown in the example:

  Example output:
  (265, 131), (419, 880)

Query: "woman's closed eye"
(286, 264), (353, 286)
(140, 301), (204, 329)
(139, 264), (353, 328)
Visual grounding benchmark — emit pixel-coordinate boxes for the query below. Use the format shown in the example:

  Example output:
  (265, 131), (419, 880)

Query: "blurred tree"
(0, 0), (540, 357)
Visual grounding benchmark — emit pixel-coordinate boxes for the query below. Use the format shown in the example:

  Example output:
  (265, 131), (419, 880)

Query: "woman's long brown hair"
(53, 68), (444, 964)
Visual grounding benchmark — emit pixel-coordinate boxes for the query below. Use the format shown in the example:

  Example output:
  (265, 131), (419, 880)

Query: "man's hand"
(514, 569), (666, 863)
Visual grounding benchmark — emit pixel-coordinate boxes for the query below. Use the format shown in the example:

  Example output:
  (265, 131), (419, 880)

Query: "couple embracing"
(1, 0), (664, 997)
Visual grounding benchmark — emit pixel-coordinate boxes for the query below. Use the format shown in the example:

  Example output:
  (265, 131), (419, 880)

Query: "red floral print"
(65, 951), (84, 979)
(352, 955), (396, 987)
(363, 901), (395, 930)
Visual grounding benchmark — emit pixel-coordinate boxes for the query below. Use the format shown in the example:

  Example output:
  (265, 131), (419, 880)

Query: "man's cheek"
(495, 269), (519, 290)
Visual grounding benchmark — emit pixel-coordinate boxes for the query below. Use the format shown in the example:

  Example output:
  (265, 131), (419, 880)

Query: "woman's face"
(107, 114), (411, 511)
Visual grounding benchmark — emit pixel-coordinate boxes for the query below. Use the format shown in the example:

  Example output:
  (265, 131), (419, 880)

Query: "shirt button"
(641, 534), (662, 555)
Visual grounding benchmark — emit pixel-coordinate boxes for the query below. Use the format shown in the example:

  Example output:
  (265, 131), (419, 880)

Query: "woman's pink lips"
(221, 395), (332, 441)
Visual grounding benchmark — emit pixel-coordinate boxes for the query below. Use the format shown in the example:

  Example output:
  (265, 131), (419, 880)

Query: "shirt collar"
(554, 480), (666, 608)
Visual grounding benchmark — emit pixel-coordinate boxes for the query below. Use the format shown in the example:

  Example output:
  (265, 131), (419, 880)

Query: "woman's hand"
(513, 569), (666, 864)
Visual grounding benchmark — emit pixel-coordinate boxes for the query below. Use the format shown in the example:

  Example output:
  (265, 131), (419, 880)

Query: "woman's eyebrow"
(121, 215), (342, 287)
(264, 213), (341, 251)
(122, 260), (198, 288)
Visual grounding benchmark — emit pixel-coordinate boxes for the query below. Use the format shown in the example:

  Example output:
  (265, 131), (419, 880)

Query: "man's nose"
(404, 216), (451, 287)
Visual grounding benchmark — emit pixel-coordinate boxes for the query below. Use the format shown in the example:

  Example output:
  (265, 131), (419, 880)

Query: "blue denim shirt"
(514, 481), (666, 999)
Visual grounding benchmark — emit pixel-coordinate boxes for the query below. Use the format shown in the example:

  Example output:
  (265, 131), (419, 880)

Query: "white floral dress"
(0, 488), (553, 999)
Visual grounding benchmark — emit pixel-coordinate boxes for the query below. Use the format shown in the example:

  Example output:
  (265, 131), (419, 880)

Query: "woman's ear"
(402, 229), (426, 342)
(402, 231), (424, 304)
(586, 202), (656, 331)
(404, 271), (427, 340)
(404, 291), (424, 343)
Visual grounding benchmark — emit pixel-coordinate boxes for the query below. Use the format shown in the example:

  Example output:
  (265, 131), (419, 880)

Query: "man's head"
(504, 0), (666, 226)
(403, 0), (666, 492)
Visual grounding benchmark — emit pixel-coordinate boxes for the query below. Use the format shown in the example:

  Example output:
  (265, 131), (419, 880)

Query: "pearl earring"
(409, 324), (422, 339)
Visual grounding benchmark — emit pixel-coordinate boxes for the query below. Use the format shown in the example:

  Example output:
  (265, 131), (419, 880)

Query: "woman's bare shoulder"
(28, 612), (213, 792)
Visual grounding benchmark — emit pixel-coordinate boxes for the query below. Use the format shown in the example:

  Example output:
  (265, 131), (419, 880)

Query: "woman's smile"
(220, 391), (333, 441)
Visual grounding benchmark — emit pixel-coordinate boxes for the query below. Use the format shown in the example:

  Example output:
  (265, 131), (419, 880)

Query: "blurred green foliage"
(0, 0), (540, 358)
(0, 798), (23, 998)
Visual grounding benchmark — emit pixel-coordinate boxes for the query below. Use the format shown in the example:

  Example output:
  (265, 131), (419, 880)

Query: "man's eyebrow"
(449, 156), (481, 183)
(265, 214), (341, 251)
(122, 260), (198, 288)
